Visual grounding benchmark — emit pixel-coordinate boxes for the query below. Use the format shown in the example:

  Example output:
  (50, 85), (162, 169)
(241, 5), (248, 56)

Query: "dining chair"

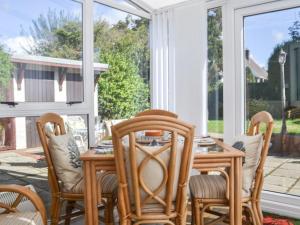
(112, 115), (194, 225)
(135, 109), (178, 118)
(189, 111), (274, 225)
(36, 113), (117, 225)
(0, 184), (47, 225)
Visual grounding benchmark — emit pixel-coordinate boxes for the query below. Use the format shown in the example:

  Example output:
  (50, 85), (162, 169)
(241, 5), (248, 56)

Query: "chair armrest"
(0, 184), (47, 225)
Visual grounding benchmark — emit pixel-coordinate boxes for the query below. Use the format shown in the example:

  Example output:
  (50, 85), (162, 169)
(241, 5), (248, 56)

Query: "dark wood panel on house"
(0, 118), (16, 151)
(66, 73), (83, 102)
(26, 117), (40, 148)
(25, 70), (54, 102)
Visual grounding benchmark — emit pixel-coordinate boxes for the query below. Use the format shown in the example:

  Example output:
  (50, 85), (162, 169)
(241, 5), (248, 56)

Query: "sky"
(0, 1), (299, 63)
(0, 0), (138, 55)
(244, 7), (300, 69)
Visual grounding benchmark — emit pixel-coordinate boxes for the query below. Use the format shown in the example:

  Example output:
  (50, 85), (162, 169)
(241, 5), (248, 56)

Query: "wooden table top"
(80, 138), (244, 161)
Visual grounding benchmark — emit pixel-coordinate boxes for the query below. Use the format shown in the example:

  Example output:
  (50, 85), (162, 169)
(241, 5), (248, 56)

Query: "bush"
(98, 52), (150, 120)
(247, 98), (270, 118)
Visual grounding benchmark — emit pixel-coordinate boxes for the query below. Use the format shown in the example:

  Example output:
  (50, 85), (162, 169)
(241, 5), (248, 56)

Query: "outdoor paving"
(0, 148), (299, 224)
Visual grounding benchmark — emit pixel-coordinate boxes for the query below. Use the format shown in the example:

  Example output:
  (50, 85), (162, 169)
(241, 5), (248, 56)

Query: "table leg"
(229, 158), (235, 225)
(83, 161), (99, 225)
(234, 157), (242, 225)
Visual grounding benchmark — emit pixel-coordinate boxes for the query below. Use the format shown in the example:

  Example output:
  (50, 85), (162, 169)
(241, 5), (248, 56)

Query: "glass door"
(236, 2), (300, 198)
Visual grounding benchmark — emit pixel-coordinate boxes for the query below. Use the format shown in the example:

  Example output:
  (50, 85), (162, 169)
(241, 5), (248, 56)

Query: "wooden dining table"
(80, 138), (244, 225)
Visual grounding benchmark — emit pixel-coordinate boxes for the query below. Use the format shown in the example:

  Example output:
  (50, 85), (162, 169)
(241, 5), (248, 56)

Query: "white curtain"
(151, 9), (176, 111)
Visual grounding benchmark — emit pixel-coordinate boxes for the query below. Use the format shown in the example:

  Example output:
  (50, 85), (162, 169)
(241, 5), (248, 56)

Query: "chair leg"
(244, 204), (257, 225)
(256, 201), (263, 223)
(104, 196), (114, 225)
(191, 199), (195, 225)
(64, 200), (76, 225)
(50, 196), (61, 225)
(193, 199), (201, 225)
(176, 209), (187, 225)
(251, 201), (261, 225)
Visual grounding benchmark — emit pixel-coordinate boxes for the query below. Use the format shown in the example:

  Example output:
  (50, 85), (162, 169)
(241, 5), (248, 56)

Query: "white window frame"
(232, 0), (300, 218)
(0, 0), (94, 140)
(0, 0), (151, 146)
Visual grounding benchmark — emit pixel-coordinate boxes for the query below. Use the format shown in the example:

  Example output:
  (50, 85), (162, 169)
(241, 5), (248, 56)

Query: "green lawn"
(208, 119), (300, 134)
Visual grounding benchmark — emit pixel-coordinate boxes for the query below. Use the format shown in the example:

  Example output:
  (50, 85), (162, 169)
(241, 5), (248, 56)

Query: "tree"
(207, 8), (223, 90)
(207, 8), (223, 121)
(94, 15), (150, 82)
(25, 9), (150, 120)
(288, 12), (300, 41)
(0, 45), (14, 101)
(23, 9), (81, 60)
(98, 52), (149, 119)
(94, 15), (150, 119)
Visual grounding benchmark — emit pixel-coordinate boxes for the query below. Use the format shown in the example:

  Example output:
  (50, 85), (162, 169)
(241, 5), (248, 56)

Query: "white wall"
(15, 117), (26, 149)
(172, 1), (207, 136)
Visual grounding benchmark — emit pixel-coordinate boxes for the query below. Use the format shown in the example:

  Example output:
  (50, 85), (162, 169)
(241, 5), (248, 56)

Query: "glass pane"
(244, 7), (300, 196)
(0, 115), (88, 151)
(0, 0), (84, 103)
(93, 3), (150, 145)
(207, 7), (224, 137)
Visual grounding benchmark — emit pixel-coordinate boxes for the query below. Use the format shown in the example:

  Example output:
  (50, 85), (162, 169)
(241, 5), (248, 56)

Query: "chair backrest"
(136, 109), (178, 118)
(112, 115), (194, 221)
(247, 111), (273, 200)
(36, 113), (66, 194)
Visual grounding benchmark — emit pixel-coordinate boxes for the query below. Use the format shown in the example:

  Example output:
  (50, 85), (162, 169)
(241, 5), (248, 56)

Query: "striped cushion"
(190, 175), (227, 199)
(71, 172), (118, 195)
(189, 175), (249, 199)
(0, 211), (43, 225)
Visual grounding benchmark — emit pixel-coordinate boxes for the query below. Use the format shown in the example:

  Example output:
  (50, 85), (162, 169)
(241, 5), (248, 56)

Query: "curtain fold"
(151, 9), (175, 111)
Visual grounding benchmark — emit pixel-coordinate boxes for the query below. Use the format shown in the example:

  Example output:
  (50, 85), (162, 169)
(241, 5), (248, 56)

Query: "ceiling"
(133, 0), (191, 10)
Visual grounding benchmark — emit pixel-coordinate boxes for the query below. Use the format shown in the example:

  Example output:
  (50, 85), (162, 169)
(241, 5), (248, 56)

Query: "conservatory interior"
(0, 0), (300, 224)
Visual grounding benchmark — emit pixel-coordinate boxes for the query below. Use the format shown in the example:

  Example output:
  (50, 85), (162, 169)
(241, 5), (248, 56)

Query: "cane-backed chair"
(190, 111), (273, 225)
(36, 113), (117, 225)
(112, 115), (194, 225)
(136, 109), (178, 118)
(0, 184), (47, 225)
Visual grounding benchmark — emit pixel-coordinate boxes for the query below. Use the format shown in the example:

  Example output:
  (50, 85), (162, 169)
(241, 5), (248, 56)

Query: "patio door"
(234, 0), (300, 217)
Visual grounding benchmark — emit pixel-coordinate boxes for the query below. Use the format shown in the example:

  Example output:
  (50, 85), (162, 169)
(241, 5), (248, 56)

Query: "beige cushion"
(48, 133), (82, 191)
(231, 134), (263, 196)
(71, 172), (118, 195)
(0, 212), (43, 225)
(123, 142), (190, 204)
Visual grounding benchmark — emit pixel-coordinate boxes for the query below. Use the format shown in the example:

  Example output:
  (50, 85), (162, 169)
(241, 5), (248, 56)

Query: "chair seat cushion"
(71, 172), (118, 195)
(190, 175), (227, 199)
(189, 175), (249, 199)
(0, 211), (43, 225)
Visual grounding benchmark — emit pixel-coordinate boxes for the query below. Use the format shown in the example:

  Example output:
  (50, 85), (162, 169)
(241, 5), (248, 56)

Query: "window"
(0, 0), (84, 103)
(0, 115), (88, 151)
(207, 7), (223, 136)
(244, 7), (300, 196)
(93, 2), (150, 144)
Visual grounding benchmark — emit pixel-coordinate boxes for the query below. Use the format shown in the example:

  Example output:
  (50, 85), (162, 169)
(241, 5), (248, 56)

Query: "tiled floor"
(0, 147), (299, 224)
